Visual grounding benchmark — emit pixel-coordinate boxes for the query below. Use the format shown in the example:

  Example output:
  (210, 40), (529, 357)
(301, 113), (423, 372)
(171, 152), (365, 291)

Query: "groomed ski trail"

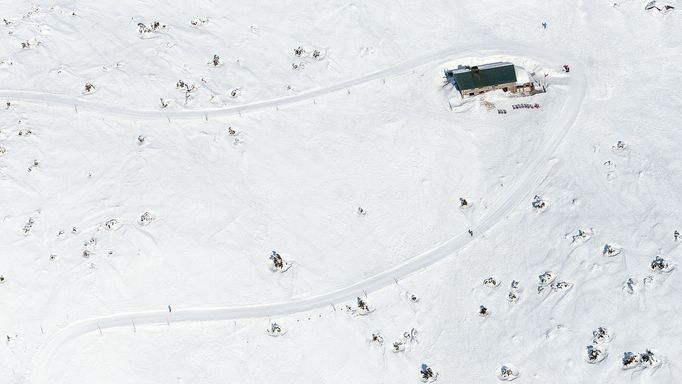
(26, 45), (586, 384)
(8, 43), (555, 121)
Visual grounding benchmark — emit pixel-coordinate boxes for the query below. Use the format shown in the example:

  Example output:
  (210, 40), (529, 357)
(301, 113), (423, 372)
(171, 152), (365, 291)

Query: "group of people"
(357, 297), (369, 311)
(420, 364), (435, 380)
(532, 195), (546, 209)
(512, 103), (541, 110)
(270, 251), (284, 269)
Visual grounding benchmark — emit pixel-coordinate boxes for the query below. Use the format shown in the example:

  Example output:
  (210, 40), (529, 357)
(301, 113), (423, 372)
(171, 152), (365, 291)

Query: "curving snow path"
(23, 43), (586, 383)
(7, 43), (565, 120)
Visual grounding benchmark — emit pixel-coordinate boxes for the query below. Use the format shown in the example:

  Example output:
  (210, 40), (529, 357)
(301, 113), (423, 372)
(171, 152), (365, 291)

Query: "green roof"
(447, 62), (517, 91)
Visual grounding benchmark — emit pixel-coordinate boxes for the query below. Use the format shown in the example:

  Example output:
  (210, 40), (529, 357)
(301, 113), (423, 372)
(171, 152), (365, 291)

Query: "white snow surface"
(1, 1), (681, 383)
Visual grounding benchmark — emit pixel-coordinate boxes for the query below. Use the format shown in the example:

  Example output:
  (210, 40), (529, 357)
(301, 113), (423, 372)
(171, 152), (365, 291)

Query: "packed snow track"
(24, 44), (585, 384)
(7, 43), (559, 120)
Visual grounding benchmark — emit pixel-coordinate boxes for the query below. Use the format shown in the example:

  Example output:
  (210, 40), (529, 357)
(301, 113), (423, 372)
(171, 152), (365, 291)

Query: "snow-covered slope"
(1, 1), (680, 383)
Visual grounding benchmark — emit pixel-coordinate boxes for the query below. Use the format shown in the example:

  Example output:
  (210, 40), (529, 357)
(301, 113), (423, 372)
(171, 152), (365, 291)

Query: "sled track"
(25, 44), (586, 383)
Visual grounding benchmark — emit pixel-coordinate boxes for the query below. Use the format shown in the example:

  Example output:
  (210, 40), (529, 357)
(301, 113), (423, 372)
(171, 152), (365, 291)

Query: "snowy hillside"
(1, 1), (681, 383)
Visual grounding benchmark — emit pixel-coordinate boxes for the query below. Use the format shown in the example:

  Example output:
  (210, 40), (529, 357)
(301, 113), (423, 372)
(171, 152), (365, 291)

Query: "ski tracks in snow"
(23, 44), (586, 384)
(8, 43), (559, 121)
